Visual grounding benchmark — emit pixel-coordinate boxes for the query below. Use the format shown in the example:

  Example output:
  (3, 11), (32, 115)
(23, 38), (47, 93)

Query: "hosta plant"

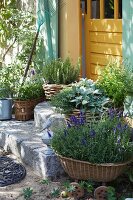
(51, 78), (110, 114)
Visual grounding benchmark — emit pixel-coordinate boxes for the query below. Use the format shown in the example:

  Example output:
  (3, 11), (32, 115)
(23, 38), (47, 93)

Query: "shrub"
(97, 60), (132, 107)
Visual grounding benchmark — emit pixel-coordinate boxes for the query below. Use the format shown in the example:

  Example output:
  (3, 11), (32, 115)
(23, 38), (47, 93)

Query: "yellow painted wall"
(59, 0), (81, 65)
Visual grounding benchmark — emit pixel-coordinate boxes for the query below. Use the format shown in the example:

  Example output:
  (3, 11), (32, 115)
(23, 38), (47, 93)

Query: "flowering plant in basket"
(51, 109), (133, 164)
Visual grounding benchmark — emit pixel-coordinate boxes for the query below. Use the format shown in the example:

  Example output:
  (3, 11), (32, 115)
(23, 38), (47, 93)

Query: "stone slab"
(0, 117), (64, 178)
(34, 102), (65, 131)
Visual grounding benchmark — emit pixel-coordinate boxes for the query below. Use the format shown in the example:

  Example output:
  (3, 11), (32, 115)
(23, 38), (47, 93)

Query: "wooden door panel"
(90, 32), (122, 44)
(88, 20), (122, 32)
(85, 19), (122, 79)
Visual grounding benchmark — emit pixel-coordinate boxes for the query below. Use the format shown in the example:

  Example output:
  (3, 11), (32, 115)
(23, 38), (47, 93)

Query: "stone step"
(34, 101), (65, 131)
(0, 116), (64, 179)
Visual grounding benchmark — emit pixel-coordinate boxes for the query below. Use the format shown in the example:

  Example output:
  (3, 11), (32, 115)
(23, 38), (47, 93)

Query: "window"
(91, 0), (100, 19)
(104, 0), (114, 19)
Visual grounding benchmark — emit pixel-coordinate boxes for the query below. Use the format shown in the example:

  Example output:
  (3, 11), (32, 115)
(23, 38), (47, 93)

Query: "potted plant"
(51, 109), (133, 182)
(42, 57), (80, 100)
(51, 78), (110, 122)
(14, 77), (44, 121)
(97, 60), (128, 108)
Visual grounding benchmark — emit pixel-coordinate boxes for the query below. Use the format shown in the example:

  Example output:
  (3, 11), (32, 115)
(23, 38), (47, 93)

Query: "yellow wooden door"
(85, 0), (122, 80)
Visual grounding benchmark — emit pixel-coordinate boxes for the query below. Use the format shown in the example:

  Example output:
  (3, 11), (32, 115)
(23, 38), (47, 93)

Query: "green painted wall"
(37, 0), (58, 60)
(122, 0), (133, 67)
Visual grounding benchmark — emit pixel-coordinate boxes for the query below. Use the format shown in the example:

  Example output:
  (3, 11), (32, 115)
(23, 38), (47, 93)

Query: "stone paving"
(0, 102), (65, 179)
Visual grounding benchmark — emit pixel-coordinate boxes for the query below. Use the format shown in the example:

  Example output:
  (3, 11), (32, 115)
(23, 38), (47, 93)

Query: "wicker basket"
(14, 97), (45, 121)
(43, 84), (64, 100)
(66, 109), (100, 124)
(58, 155), (130, 182)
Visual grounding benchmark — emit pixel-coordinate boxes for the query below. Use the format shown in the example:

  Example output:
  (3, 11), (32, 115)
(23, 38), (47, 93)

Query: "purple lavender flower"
(79, 117), (85, 125)
(81, 137), (87, 146)
(117, 111), (123, 118)
(113, 128), (117, 134)
(47, 130), (52, 138)
(108, 108), (115, 119)
(116, 122), (122, 131)
(64, 129), (68, 137)
(70, 116), (77, 124)
(89, 129), (96, 137)
(67, 122), (71, 128)
(31, 68), (35, 75)
(123, 124), (128, 130)
(117, 136), (121, 144)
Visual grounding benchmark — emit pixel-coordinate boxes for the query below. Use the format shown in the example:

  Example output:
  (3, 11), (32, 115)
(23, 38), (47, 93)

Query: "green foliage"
(125, 167), (133, 183)
(16, 76), (44, 100)
(79, 180), (94, 193)
(0, 62), (24, 97)
(51, 110), (133, 164)
(0, 0), (17, 9)
(50, 188), (60, 198)
(23, 187), (33, 200)
(40, 179), (50, 185)
(43, 57), (80, 84)
(0, 7), (35, 57)
(51, 78), (110, 114)
(97, 60), (133, 107)
(0, 3), (45, 69)
(51, 87), (75, 114)
(97, 61), (125, 107)
(107, 186), (117, 200)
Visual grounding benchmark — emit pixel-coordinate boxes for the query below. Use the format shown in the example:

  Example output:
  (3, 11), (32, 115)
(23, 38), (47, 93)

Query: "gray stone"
(0, 112), (65, 178)
(32, 146), (64, 178)
(34, 102), (54, 129)
(41, 130), (53, 145)
(34, 102), (65, 131)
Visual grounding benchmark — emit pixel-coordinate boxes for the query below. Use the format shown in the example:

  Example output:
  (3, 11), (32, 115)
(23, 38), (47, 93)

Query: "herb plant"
(51, 109), (133, 164)
(16, 77), (44, 101)
(97, 60), (131, 107)
(43, 57), (80, 84)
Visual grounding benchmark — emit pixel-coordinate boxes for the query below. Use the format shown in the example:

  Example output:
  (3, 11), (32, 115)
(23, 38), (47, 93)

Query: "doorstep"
(0, 102), (65, 179)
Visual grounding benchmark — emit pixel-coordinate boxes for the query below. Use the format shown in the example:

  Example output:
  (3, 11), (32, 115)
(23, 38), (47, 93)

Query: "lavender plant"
(51, 110), (133, 164)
